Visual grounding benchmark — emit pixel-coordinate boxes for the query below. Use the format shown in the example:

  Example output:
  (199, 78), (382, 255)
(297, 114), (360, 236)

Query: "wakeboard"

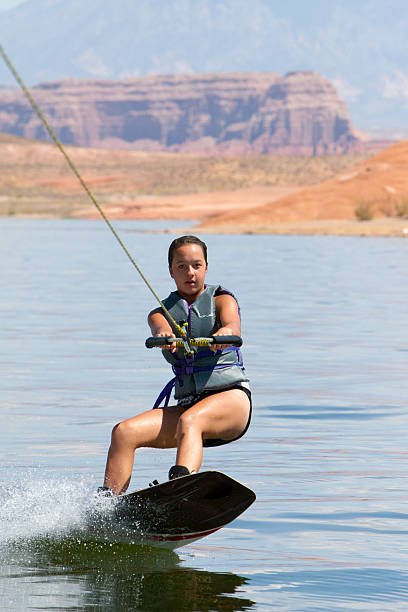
(91, 471), (255, 549)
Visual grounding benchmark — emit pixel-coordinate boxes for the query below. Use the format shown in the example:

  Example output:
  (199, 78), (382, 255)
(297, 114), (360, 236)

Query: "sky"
(0, 0), (23, 11)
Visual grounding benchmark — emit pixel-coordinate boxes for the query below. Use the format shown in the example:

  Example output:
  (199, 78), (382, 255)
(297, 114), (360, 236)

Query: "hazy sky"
(0, 0), (24, 11)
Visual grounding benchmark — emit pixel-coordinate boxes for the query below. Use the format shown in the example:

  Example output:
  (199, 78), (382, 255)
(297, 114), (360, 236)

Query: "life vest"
(153, 285), (248, 407)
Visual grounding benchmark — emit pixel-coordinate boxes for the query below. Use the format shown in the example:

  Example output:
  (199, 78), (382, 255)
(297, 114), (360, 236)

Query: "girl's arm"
(212, 294), (241, 351)
(148, 308), (177, 352)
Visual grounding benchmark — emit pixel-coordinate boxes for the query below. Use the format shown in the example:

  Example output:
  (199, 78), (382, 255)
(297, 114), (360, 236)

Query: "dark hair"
(168, 235), (208, 266)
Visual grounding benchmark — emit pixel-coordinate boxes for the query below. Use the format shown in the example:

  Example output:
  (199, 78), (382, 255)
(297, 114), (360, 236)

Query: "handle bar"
(145, 335), (242, 348)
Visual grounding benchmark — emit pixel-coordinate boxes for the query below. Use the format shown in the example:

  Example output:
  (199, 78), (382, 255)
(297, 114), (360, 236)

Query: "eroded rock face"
(0, 71), (360, 154)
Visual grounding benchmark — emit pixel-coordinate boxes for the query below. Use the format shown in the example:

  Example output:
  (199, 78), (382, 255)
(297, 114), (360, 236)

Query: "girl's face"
(169, 244), (208, 302)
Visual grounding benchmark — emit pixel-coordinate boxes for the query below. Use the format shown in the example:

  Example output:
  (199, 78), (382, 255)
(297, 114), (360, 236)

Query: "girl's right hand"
(155, 330), (177, 353)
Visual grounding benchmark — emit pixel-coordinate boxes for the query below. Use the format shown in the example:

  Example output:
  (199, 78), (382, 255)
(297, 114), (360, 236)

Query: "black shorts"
(178, 384), (252, 448)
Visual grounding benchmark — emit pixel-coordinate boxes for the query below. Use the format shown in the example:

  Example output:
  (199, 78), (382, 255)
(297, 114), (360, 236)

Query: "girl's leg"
(175, 389), (250, 472)
(103, 406), (182, 494)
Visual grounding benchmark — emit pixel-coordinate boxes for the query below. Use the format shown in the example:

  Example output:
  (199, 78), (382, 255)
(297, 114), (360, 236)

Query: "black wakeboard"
(100, 471), (255, 548)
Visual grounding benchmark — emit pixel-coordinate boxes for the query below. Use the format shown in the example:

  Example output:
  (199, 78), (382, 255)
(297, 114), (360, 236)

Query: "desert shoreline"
(4, 210), (408, 238)
(190, 217), (408, 237)
(2, 134), (407, 236)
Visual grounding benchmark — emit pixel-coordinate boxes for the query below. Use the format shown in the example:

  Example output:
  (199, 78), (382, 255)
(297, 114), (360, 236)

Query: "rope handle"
(145, 336), (242, 348)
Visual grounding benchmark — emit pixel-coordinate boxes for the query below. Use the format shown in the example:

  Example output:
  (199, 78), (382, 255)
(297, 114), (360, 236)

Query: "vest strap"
(152, 347), (243, 409)
(152, 377), (177, 409)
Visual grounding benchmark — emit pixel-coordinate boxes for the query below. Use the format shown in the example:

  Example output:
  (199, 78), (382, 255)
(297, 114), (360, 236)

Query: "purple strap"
(172, 347), (243, 377)
(152, 377), (177, 409)
(152, 346), (243, 409)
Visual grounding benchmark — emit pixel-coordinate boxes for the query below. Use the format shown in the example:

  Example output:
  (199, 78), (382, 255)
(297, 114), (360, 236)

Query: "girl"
(99, 235), (251, 495)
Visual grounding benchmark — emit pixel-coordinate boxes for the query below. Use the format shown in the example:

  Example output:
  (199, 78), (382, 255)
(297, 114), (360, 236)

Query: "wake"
(0, 474), (103, 544)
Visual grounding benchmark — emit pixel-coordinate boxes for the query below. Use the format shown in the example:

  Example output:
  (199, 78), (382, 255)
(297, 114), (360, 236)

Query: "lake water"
(1, 218), (407, 611)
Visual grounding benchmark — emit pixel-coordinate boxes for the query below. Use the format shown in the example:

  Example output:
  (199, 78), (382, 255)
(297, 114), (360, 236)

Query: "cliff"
(0, 71), (363, 155)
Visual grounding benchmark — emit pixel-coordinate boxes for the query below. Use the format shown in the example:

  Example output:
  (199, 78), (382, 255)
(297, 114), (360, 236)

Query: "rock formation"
(0, 71), (361, 155)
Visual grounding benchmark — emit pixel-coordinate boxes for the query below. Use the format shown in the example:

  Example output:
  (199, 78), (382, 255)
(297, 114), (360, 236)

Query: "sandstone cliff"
(0, 71), (361, 155)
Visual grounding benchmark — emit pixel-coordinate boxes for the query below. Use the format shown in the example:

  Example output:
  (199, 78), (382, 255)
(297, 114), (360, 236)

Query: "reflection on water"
(0, 475), (254, 610)
(2, 538), (254, 611)
(1, 219), (408, 610)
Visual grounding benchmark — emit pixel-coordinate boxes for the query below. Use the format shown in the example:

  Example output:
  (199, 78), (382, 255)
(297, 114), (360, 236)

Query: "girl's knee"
(177, 411), (199, 434)
(111, 422), (121, 436)
(111, 420), (133, 445)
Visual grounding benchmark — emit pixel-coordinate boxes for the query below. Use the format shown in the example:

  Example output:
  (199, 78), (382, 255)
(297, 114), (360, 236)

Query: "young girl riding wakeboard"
(99, 235), (251, 495)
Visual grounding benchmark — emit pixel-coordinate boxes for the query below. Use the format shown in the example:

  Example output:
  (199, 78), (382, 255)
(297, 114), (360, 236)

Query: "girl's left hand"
(210, 327), (233, 352)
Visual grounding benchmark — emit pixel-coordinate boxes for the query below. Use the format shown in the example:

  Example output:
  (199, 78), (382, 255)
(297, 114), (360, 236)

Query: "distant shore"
(189, 217), (408, 237)
(0, 134), (372, 228)
(4, 199), (408, 238)
(2, 134), (407, 236)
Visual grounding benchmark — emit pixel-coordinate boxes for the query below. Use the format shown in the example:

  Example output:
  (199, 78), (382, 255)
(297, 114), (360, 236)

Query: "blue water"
(1, 218), (407, 611)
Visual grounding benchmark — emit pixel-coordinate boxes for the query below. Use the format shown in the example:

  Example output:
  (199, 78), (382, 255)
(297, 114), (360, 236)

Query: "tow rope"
(0, 43), (186, 339)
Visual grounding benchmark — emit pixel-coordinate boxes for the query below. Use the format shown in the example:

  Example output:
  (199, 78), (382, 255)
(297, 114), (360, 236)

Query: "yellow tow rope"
(0, 43), (186, 339)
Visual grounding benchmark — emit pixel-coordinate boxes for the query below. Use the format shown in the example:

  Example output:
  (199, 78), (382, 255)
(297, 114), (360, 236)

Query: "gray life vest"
(158, 285), (248, 401)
